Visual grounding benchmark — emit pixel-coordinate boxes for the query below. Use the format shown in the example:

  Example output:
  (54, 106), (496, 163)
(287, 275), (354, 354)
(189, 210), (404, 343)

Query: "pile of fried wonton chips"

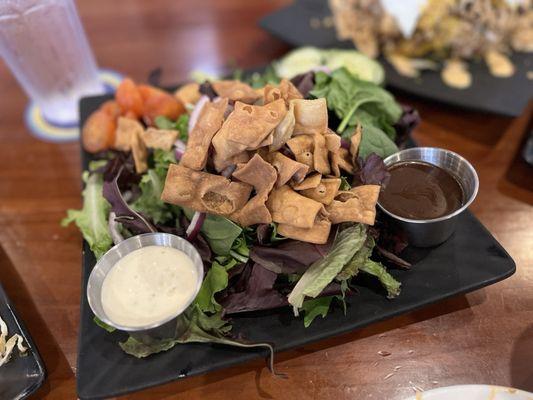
(161, 79), (380, 244)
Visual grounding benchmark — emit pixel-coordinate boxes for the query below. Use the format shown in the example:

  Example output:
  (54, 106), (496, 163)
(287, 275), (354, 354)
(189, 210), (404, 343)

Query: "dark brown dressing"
(379, 161), (464, 220)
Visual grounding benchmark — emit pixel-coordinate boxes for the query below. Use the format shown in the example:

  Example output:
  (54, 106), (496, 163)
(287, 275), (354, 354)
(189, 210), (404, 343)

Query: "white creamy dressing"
(101, 246), (198, 328)
(381, 0), (427, 38)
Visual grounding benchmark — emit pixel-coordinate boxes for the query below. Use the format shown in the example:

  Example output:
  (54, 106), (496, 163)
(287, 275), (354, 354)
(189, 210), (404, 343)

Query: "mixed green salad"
(64, 47), (419, 366)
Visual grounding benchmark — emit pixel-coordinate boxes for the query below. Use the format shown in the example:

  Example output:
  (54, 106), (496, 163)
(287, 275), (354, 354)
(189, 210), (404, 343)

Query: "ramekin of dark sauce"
(378, 148), (479, 247)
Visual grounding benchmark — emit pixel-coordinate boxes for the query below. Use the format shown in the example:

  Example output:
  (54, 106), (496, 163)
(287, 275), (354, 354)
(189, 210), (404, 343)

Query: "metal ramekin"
(378, 147), (479, 247)
(87, 233), (204, 343)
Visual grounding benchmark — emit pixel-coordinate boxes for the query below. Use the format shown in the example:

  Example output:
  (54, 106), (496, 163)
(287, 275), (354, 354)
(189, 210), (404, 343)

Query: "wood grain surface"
(0, 1), (531, 399)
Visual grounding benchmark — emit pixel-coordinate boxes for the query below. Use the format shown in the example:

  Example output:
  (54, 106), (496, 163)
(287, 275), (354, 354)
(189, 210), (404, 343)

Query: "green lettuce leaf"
(301, 296), (334, 328)
(337, 235), (375, 281)
(93, 316), (116, 333)
(154, 114), (189, 142)
(119, 306), (280, 376)
(360, 260), (401, 298)
(132, 149), (179, 224)
(61, 171), (112, 259)
(287, 224), (366, 314)
(357, 123), (398, 160)
(175, 114), (189, 142)
(195, 261), (229, 313)
(154, 115), (175, 130)
(311, 68), (401, 130)
(229, 234), (250, 263)
(183, 208), (242, 256)
(311, 67), (400, 159)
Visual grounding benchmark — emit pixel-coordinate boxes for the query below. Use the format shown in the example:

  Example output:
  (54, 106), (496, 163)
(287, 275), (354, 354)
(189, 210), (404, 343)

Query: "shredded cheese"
(0, 315), (27, 367)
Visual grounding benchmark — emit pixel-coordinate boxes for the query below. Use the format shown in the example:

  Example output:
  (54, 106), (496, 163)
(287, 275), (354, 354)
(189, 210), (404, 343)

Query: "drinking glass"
(0, 0), (103, 125)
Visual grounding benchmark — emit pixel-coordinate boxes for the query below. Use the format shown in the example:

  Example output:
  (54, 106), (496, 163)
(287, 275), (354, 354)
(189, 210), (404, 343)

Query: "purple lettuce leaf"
(373, 213), (410, 266)
(354, 153), (391, 187)
(221, 263), (287, 314)
(221, 261), (346, 315)
(102, 157), (157, 235)
(290, 71), (315, 98)
(394, 105), (420, 145)
(199, 81), (218, 101)
(376, 245), (411, 269)
(250, 239), (333, 275)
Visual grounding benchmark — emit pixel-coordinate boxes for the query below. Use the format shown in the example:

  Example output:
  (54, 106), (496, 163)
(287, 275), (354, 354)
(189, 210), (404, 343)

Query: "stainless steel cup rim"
(87, 232), (204, 332)
(377, 147), (479, 225)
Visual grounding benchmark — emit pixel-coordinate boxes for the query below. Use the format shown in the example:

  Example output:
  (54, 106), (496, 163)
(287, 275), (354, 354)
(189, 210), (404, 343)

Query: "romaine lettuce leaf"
(61, 171), (112, 259)
(337, 236), (375, 281)
(360, 260), (401, 298)
(288, 224), (366, 314)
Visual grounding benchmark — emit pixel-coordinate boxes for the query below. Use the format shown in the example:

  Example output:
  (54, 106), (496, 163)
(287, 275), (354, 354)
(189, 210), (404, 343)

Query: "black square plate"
(259, 0), (533, 117)
(76, 94), (516, 399)
(0, 282), (46, 400)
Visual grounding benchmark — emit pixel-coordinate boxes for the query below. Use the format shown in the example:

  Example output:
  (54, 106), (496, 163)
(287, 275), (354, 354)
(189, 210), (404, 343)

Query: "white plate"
(405, 385), (533, 400)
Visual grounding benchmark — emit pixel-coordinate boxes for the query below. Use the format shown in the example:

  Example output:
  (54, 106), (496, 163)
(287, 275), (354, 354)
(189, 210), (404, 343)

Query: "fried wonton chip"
(212, 80), (261, 104)
(269, 102), (295, 152)
(264, 79), (303, 106)
(213, 151), (250, 173)
(212, 99), (287, 160)
(174, 82), (201, 105)
(313, 133), (331, 175)
(268, 152), (309, 187)
(287, 134), (314, 170)
(266, 185), (325, 229)
(232, 154), (277, 193)
(141, 127), (178, 151)
(292, 173), (321, 190)
(325, 130), (341, 152)
(258, 133), (274, 148)
(131, 127), (148, 174)
(330, 155), (341, 178)
(350, 125), (362, 164)
(263, 85), (282, 105)
(332, 148), (355, 175)
(181, 98), (228, 170)
(301, 178), (341, 205)
(291, 98), (328, 135)
(277, 216), (331, 245)
(231, 154), (277, 226)
(326, 185), (380, 225)
(161, 164), (252, 216)
(114, 116), (144, 152)
(232, 196), (273, 227)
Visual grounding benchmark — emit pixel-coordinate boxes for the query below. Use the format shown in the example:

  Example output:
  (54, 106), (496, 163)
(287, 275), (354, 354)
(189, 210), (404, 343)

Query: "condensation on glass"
(0, 0), (103, 124)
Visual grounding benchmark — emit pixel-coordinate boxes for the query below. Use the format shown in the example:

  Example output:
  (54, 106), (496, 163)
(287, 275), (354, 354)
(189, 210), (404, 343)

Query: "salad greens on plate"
(64, 47), (419, 363)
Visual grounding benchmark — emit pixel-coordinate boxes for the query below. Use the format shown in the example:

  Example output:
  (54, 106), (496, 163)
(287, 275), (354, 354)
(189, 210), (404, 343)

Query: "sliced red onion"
(222, 101), (234, 119)
(221, 164), (237, 178)
(174, 139), (187, 160)
(188, 95), (209, 132)
(108, 212), (125, 245)
(186, 211), (206, 241)
(340, 138), (350, 150)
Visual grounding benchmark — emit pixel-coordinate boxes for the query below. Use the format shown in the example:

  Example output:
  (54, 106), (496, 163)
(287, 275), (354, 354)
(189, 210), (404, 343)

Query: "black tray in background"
(76, 94), (515, 399)
(0, 282), (46, 400)
(259, 0), (533, 117)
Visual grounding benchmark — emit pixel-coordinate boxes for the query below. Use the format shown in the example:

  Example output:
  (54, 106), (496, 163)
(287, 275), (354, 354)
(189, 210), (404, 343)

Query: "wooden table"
(0, 1), (532, 398)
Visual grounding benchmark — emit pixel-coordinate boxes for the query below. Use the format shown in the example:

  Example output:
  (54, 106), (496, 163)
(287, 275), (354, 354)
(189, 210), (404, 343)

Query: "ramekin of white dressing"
(87, 233), (204, 342)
